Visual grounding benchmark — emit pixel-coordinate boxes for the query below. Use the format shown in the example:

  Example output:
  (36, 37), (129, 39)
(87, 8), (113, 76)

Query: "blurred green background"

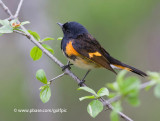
(0, 0), (160, 121)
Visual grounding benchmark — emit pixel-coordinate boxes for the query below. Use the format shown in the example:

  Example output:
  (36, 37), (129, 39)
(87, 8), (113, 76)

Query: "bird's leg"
(78, 69), (91, 86)
(62, 61), (73, 71)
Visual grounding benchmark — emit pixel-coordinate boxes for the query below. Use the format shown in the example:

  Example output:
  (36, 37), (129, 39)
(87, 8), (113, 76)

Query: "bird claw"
(78, 80), (85, 87)
(62, 64), (73, 71)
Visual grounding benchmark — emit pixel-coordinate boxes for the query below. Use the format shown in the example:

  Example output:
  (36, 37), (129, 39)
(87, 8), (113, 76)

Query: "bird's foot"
(78, 80), (85, 87)
(62, 64), (73, 71)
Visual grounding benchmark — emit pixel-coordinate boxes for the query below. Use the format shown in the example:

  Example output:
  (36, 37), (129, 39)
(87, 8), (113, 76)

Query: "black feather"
(107, 56), (147, 77)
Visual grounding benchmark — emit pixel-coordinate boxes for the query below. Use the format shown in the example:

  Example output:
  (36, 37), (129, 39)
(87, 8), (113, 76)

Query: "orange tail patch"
(113, 64), (132, 71)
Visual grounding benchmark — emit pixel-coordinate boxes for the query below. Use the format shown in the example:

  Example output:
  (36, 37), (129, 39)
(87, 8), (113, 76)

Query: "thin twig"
(140, 80), (155, 89)
(0, 1), (133, 121)
(108, 95), (121, 104)
(0, 0), (13, 17)
(14, 30), (26, 35)
(49, 73), (66, 84)
(14, 0), (24, 18)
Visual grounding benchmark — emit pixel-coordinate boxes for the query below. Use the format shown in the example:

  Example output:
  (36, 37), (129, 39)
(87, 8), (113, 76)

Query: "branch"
(140, 80), (155, 89)
(0, 1), (133, 121)
(14, 0), (24, 18)
(0, 0), (13, 17)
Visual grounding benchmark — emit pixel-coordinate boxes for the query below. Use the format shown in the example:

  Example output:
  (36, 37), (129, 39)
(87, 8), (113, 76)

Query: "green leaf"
(126, 96), (140, 106)
(39, 86), (45, 90)
(145, 81), (156, 91)
(57, 37), (63, 40)
(117, 70), (127, 88)
(107, 82), (119, 91)
(21, 21), (30, 26)
(119, 76), (140, 96)
(117, 70), (127, 81)
(78, 87), (97, 96)
(112, 101), (122, 112)
(97, 87), (109, 97)
(87, 100), (103, 118)
(110, 111), (119, 121)
(117, 76), (141, 106)
(41, 37), (54, 42)
(0, 25), (13, 33)
(40, 85), (51, 103)
(42, 44), (54, 54)
(108, 93), (117, 98)
(30, 46), (42, 61)
(0, 19), (9, 25)
(0, 19), (13, 33)
(36, 69), (47, 84)
(28, 30), (40, 41)
(154, 83), (160, 98)
(147, 71), (160, 78)
(110, 101), (121, 121)
(147, 71), (160, 83)
(79, 95), (95, 101)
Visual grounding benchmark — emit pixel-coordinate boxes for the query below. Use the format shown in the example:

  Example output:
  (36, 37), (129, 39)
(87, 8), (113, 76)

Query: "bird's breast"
(62, 39), (102, 69)
(68, 57), (101, 70)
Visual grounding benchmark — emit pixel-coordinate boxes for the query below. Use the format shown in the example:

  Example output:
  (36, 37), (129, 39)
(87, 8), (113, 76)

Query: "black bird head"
(57, 22), (88, 38)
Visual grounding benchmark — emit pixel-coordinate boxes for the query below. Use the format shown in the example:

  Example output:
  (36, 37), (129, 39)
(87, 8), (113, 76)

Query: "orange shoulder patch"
(89, 52), (101, 58)
(66, 41), (79, 56)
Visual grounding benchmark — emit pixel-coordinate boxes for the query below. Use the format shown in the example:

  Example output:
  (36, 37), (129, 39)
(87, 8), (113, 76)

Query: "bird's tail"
(108, 56), (147, 77)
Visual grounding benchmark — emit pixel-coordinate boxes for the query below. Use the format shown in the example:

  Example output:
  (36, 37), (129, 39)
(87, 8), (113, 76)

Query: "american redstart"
(57, 22), (147, 85)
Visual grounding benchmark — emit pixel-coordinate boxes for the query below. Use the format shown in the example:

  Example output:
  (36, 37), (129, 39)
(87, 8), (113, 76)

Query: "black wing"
(72, 34), (116, 73)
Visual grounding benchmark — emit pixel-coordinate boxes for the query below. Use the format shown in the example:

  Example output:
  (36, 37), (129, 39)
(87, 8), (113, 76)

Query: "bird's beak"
(57, 23), (63, 28)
